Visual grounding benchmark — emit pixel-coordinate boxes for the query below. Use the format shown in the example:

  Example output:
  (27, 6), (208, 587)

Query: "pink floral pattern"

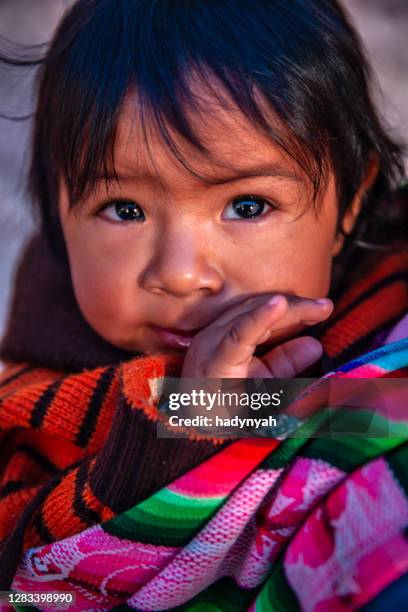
(285, 458), (408, 611)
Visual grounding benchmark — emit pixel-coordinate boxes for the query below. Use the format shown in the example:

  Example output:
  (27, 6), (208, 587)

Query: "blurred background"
(0, 0), (407, 341)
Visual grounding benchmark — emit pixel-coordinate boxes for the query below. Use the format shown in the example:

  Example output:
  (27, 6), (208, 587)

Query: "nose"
(140, 225), (224, 298)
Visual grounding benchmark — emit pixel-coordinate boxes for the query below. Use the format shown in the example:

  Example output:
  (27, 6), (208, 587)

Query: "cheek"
(235, 207), (337, 298)
(272, 186), (339, 297)
(63, 226), (143, 343)
(284, 229), (334, 296)
(289, 217), (335, 295)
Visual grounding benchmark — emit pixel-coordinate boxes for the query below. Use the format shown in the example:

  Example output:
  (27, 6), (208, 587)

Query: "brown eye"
(223, 195), (273, 220)
(101, 199), (145, 222)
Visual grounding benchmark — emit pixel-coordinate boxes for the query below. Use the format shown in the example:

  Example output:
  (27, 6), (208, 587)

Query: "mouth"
(150, 325), (203, 349)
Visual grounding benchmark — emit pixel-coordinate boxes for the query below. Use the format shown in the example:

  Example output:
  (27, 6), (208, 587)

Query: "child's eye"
(99, 199), (145, 222)
(223, 195), (275, 220)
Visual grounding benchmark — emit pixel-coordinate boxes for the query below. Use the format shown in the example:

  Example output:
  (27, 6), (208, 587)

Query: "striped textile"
(3, 341), (408, 611)
(0, 249), (407, 610)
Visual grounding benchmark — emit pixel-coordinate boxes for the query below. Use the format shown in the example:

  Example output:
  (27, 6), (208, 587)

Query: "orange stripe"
(41, 368), (106, 443)
(1, 366), (120, 449)
(0, 366), (62, 399)
(334, 251), (408, 314)
(0, 486), (41, 542)
(83, 477), (115, 522)
(0, 363), (29, 385)
(30, 430), (86, 469)
(122, 353), (183, 420)
(1, 380), (63, 429)
(322, 280), (407, 358)
(1, 452), (44, 484)
(87, 370), (121, 453)
(37, 467), (89, 544)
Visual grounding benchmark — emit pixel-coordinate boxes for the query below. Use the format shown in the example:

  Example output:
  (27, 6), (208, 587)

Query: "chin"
(90, 325), (138, 353)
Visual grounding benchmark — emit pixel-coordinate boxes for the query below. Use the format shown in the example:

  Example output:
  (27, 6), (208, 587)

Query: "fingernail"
(267, 295), (284, 308)
(316, 298), (332, 307)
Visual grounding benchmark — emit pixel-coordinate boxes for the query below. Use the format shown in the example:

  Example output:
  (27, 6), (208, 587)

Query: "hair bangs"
(27, 0), (404, 257)
(40, 0), (336, 216)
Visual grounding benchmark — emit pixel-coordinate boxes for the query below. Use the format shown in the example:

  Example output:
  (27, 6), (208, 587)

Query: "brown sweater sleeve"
(0, 357), (224, 589)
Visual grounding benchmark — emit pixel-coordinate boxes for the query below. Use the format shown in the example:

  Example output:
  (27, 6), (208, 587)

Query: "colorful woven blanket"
(0, 245), (407, 610)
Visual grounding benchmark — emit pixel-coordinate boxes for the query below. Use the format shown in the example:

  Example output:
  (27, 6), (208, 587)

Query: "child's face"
(59, 93), (352, 355)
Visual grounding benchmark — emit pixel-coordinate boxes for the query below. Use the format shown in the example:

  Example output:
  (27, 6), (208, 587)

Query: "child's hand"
(181, 294), (333, 379)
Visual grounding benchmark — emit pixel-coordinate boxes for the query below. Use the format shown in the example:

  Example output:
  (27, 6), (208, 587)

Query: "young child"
(0, 0), (407, 609)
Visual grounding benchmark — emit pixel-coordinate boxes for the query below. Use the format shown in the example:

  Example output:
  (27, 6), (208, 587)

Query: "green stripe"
(259, 409), (406, 474)
(259, 412), (329, 471)
(103, 492), (222, 545)
(103, 509), (201, 546)
(103, 483), (226, 545)
(261, 437), (306, 470)
(302, 434), (405, 472)
(314, 408), (408, 440)
(180, 576), (257, 611)
(126, 490), (221, 527)
(155, 487), (225, 507)
(254, 561), (300, 611)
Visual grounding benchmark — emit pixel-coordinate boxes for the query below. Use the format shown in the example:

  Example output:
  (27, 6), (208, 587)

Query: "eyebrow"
(96, 161), (303, 186)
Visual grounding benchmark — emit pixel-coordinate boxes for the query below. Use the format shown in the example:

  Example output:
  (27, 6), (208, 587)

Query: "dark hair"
(22, 0), (407, 266)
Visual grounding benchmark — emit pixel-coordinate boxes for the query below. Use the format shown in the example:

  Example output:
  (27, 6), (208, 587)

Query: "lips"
(151, 325), (202, 349)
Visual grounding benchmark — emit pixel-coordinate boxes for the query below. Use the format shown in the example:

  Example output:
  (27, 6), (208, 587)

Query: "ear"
(332, 154), (380, 257)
